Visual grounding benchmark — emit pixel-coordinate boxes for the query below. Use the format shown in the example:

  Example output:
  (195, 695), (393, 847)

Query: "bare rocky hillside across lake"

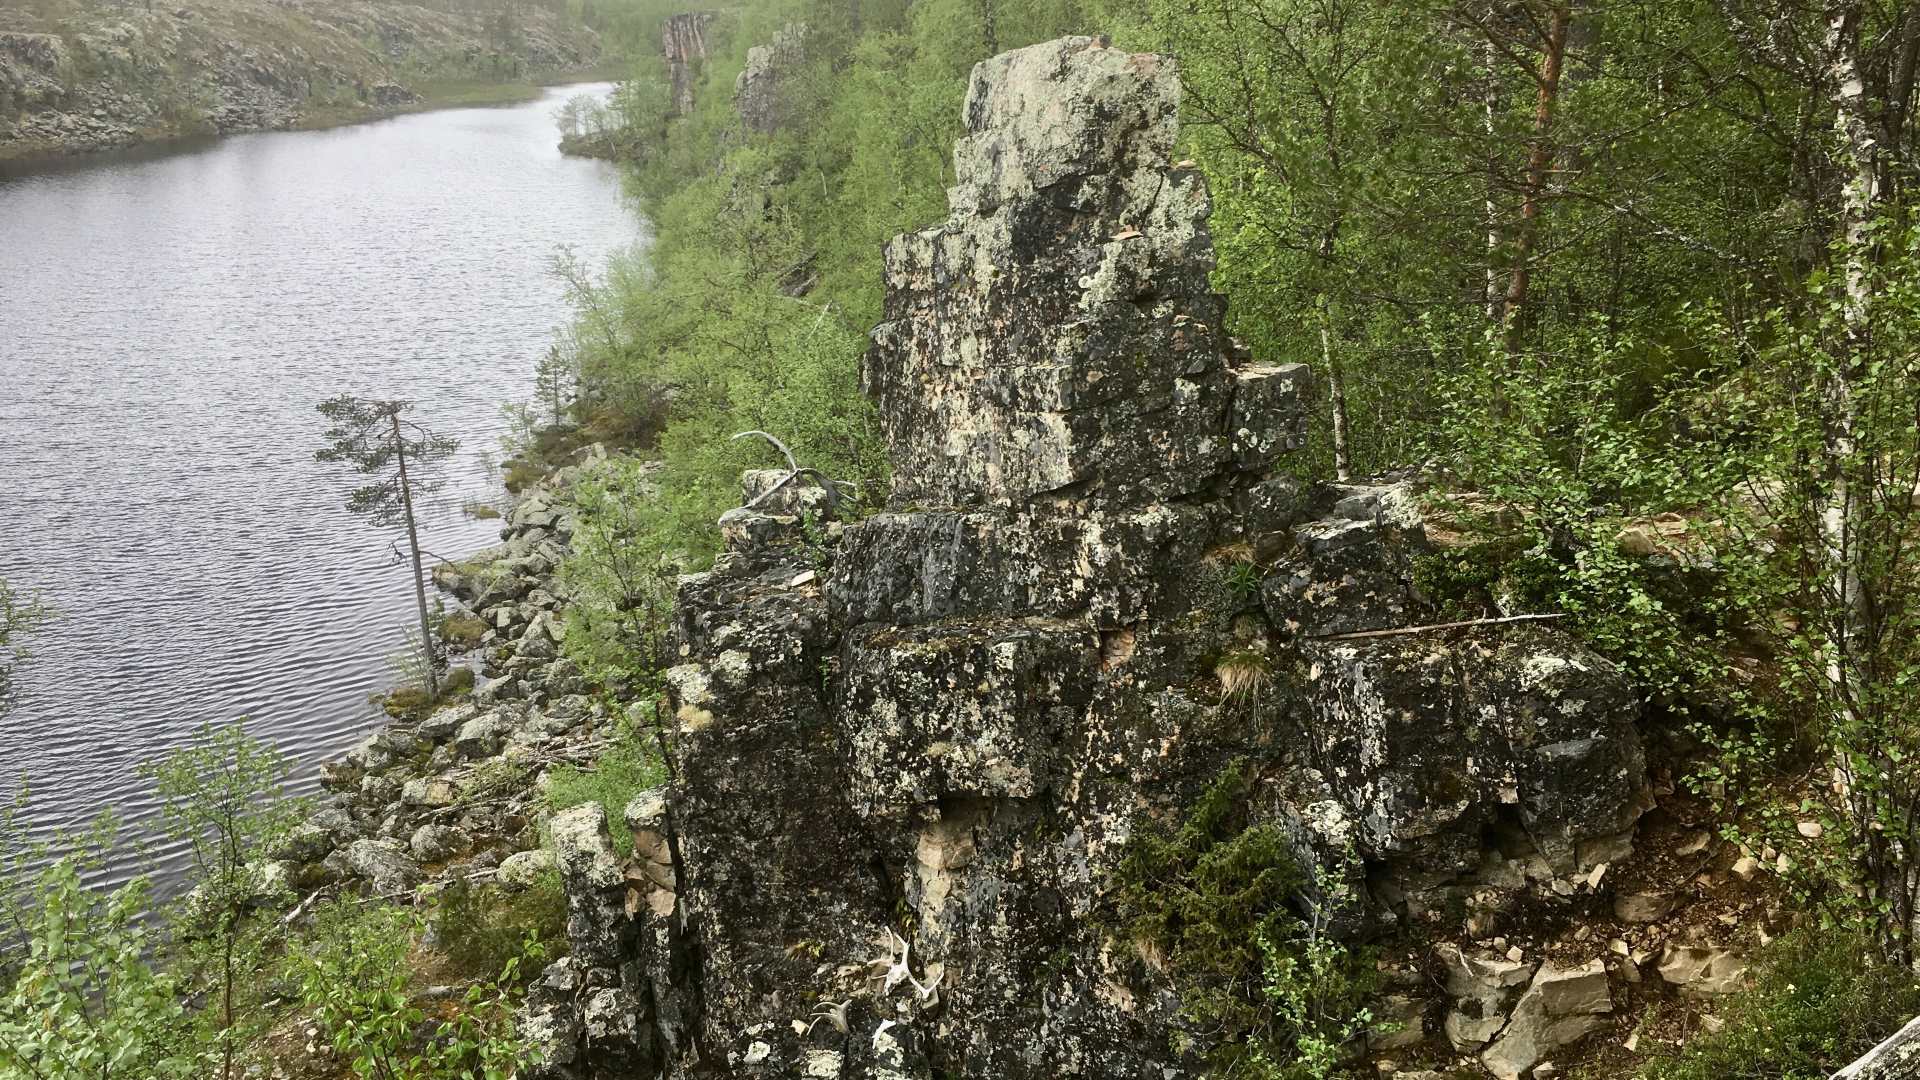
(0, 0), (605, 164)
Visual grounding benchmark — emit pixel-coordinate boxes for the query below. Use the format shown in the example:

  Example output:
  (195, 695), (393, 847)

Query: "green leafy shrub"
(432, 873), (564, 986)
(1632, 929), (1920, 1080)
(289, 901), (535, 1080)
(1114, 763), (1377, 1077)
(0, 815), (195, 1079)
(142, 723), (301, 1080)
(556, 458), (685, 686)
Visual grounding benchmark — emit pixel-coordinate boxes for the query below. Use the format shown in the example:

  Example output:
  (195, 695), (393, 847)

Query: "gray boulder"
(498, 848), (556, 887)
(1480, 960), (1613, 1080)
(328, 839), (422, 896)
(410, 823), (470, 863)
(454, 712), (512, 760)
(1657, 943), (1749, 996)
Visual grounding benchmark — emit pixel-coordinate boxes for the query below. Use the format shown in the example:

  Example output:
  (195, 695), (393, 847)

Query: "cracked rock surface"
(529, 36), (1655, 1080)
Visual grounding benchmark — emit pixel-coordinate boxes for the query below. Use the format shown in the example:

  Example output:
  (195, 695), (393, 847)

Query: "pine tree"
(314, 397), (460, 699)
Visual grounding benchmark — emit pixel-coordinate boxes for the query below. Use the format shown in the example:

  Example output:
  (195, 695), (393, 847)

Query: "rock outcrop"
(524, 35), (1657, 1080)
(735, 23), (806, 134)
(662, 12), (716, 119)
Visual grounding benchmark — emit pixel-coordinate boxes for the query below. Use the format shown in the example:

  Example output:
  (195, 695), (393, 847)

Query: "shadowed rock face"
(527, 36), (1654, 1080)
(661, 12), (716, 118)
(734, 23), (806, 134)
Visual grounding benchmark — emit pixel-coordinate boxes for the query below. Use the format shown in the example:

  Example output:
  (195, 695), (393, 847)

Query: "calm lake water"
(0, 84), (645, 882)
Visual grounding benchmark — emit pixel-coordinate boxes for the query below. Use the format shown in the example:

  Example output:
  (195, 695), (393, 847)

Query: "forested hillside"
(7, 1), (1920, 1077)
(530, 0), (1920, 1075)
(0, 0), (633, 163)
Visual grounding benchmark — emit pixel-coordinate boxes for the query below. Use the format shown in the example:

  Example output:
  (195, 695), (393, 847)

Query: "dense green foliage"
(1114, 764), (1376, 1077)
(1631, 929), (1920, 1080)
(289, 902), (536, 1080)
(0, 815), (194, 1079)
(0, 726), (555, 1078)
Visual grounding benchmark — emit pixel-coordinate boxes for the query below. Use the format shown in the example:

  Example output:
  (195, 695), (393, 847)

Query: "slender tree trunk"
(1484, 5), (1503, 322)
(1889, 4), (1920, 168)
(391, 415), (439, 699)
(1823, 0), (1871, 670)
(221, 909), (235, 1080)
(1820, 0), (1912, 961)
(1319, 294), (1352, 481)
(1501, 0), (1572, 354)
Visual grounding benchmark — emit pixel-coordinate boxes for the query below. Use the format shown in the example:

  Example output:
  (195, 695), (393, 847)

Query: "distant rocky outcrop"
(734, 22), (806, 134)
(0, 0), (602, 165)
(661, 12), (716, 119)
(517, 36), (1667, 1080)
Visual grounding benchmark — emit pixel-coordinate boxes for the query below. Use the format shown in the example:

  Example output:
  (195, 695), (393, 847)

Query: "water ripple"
(0, 84), (646, 888)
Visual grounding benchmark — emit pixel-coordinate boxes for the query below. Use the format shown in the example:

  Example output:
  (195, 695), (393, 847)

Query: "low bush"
(432, 873), (564, 986)
(1631, 928), (1920, 1080)
(288, 901), (535, 1080)
(1113, 762), (1377, 1078)
(0, 818), (194, 1079)
(545, 720), (665, 853)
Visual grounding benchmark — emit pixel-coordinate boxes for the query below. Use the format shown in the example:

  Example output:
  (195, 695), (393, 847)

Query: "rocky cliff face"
(734, 22), (805, 134)
(661, 12), (716, 119)
(524, 37), (1661, 1080)
(0, 0), (601, 165)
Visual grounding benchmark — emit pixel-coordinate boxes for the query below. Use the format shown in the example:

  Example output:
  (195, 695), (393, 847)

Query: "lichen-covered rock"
(454, 711), (512, 760)
(327, 838), (422, 896)
(1838, 1016), (1920, 1079)
(409, 823), (470, 863)
(498, 848), (556, 887)
(864, 35), (1307, 511)
(521, 804), (659, 1078)
(735, 23), (806, 134)
(558, 35), (1654, 1080)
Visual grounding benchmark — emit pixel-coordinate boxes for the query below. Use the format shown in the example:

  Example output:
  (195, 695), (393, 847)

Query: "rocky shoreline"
(0, 1), (603, 167)
(271, 450), (611, 916)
